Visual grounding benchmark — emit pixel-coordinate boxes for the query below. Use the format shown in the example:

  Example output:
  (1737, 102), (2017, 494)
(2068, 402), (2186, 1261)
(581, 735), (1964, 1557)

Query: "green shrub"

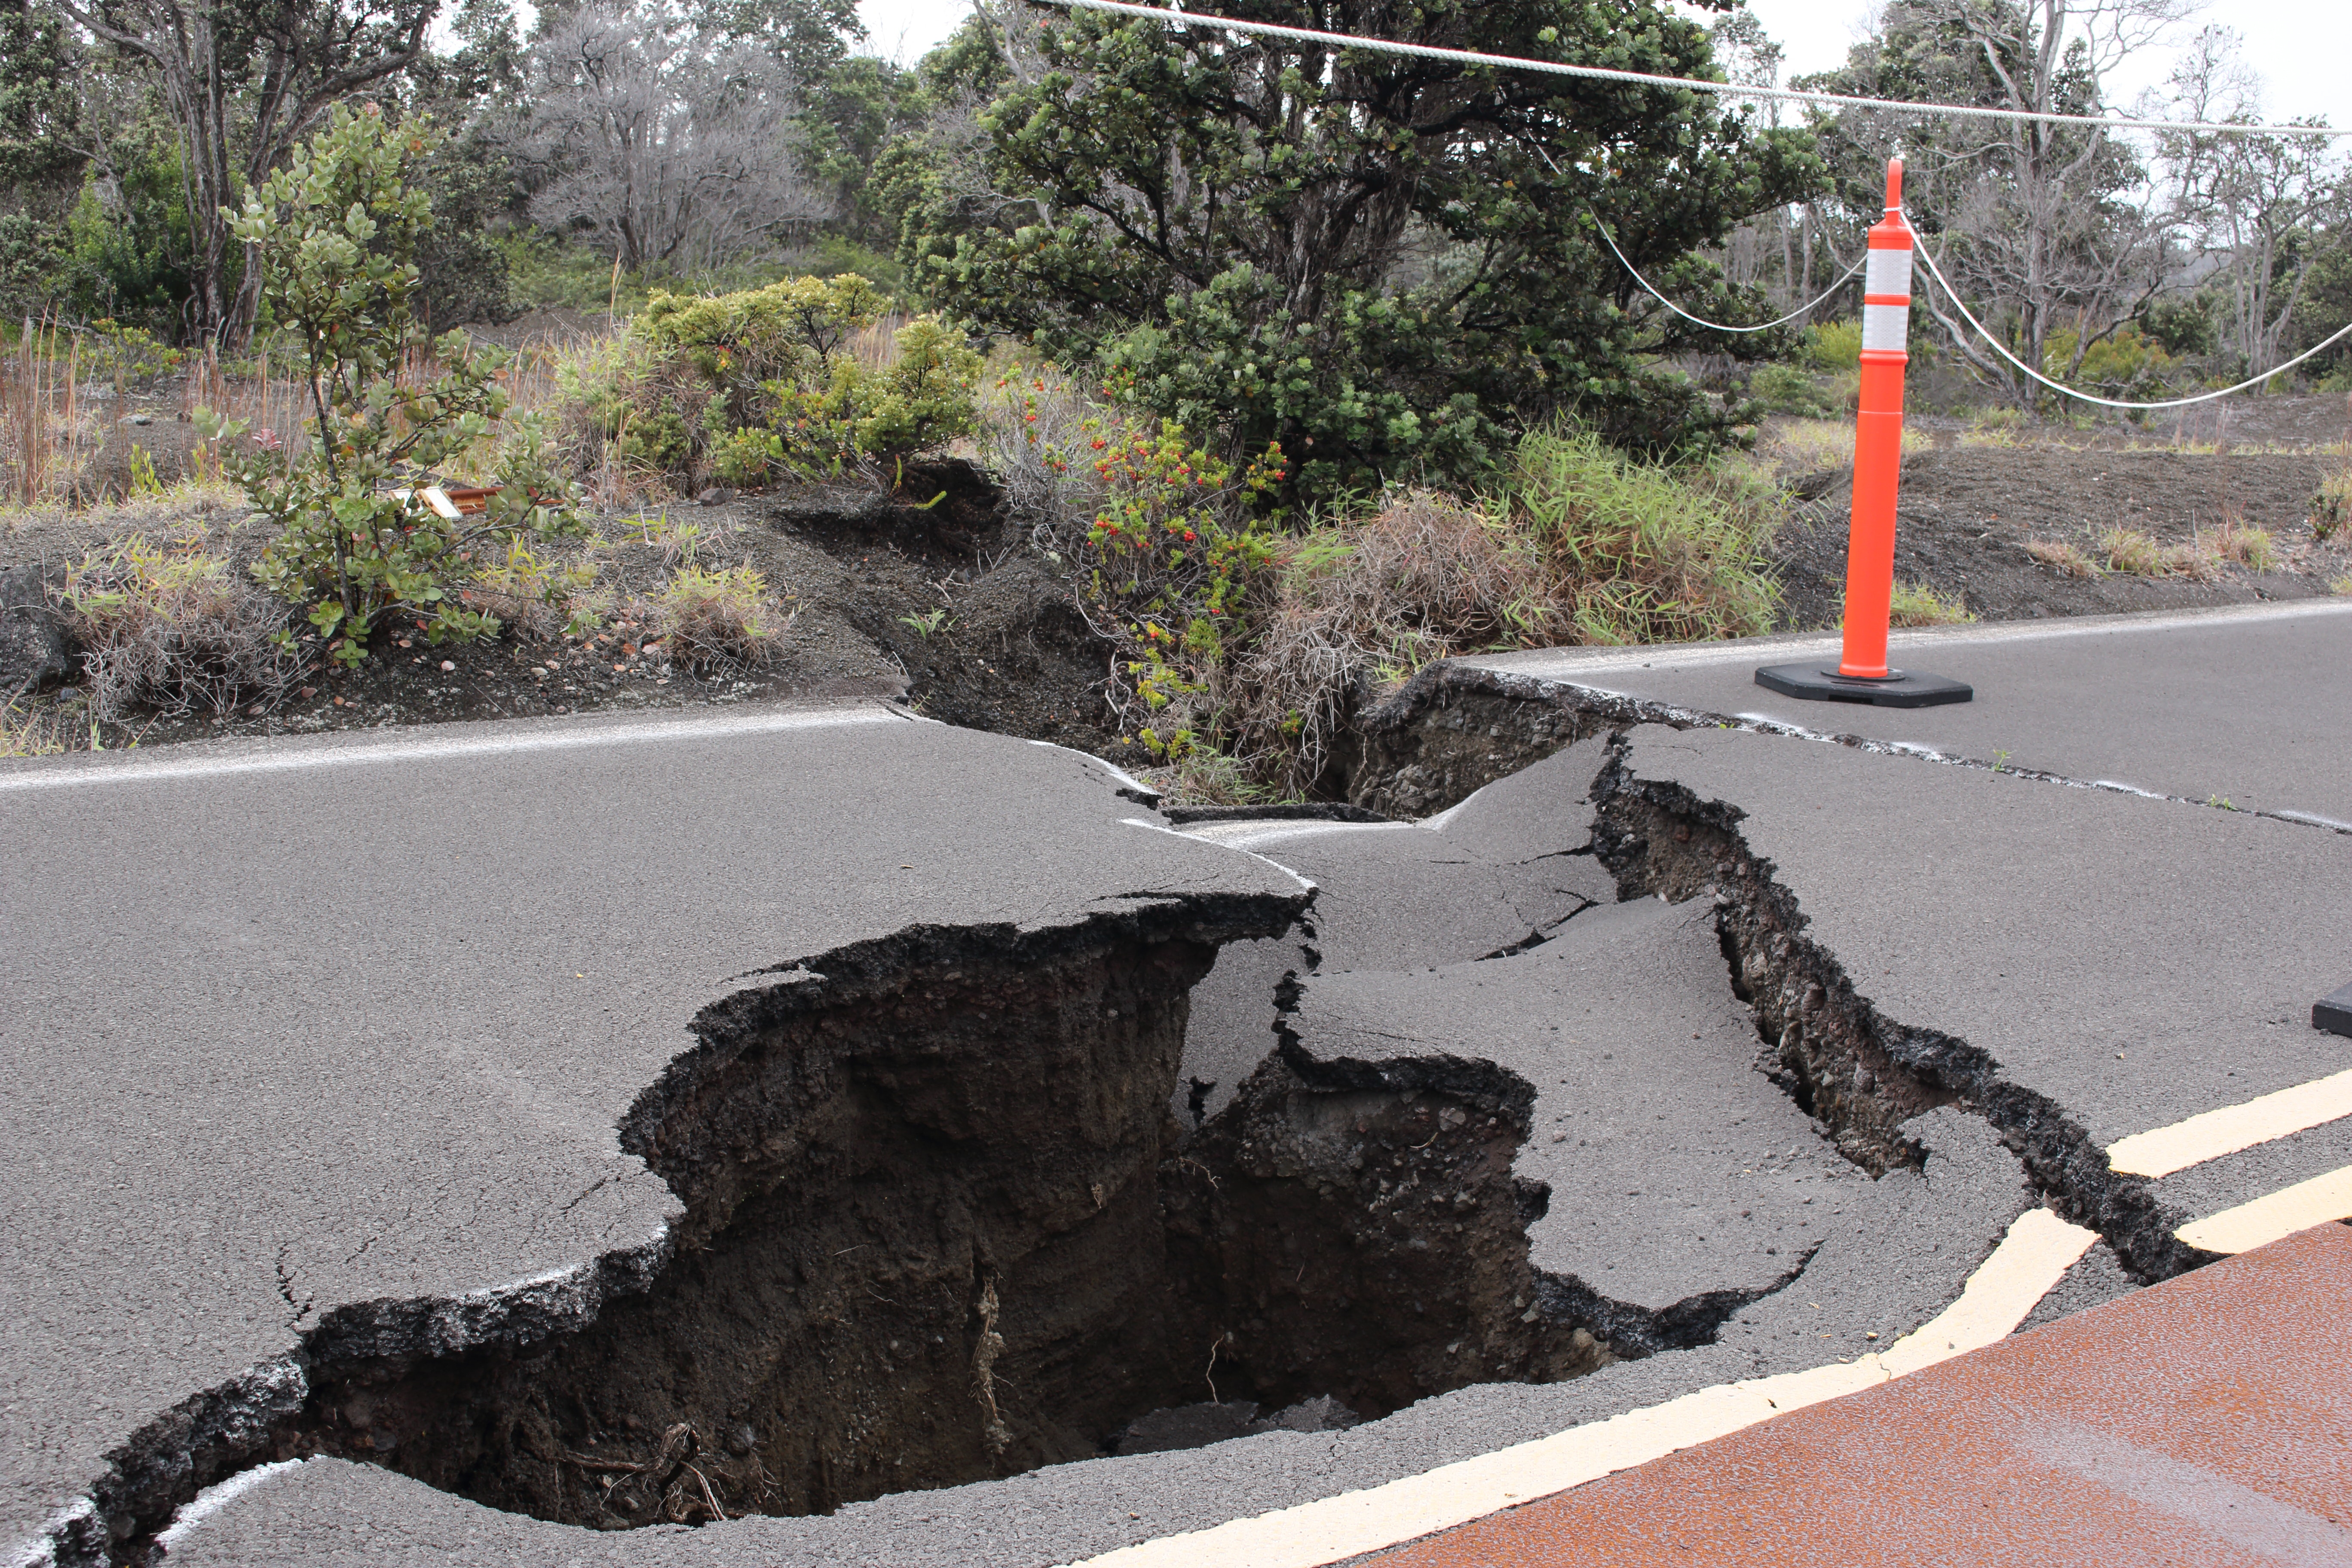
(1071, 416), (1288, 760)
(81, 320), (184, 389)
(709, 427), (787, 487)
(1749, 361), (1836, 416)
(60, 137), (218, 337)
(198, 104), (585, 666)
(1807, 320), (1863, 370)
(2046, 325), (2173, 397)
(2144, 296), (2217, 358)
(583, 275), (981, 488)
(2315, 464), (2352, 541)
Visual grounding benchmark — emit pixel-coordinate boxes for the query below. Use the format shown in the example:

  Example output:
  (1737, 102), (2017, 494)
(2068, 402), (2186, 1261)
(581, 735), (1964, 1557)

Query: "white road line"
(1462, 598), (2352, 682)
(2107, 1068), (2352, 1178)
(152, 1461), (305, 1553)
(0, 704), (906, 793)
(1064, 1210), (2095, 1568)
(1177, 819), (1415, 849)
(2177, 1166), (2352, 1254)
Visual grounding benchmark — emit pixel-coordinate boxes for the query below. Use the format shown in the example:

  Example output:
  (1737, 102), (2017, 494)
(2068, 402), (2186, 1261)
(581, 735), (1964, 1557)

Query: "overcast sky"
(854, 0), (2350, 125)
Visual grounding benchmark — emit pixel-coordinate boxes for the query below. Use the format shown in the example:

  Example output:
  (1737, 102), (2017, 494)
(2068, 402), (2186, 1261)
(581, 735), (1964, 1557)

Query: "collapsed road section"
(14, 663), (2349, 1568)
(0, 707), (1323, 1562)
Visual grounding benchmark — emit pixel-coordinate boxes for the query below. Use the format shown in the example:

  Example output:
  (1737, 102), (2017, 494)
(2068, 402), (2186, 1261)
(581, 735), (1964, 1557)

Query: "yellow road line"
(2107, 1068), (2352, 1178)
(1065, 1210), (2095, 1568)
(2177, 1166), (2352, 1254)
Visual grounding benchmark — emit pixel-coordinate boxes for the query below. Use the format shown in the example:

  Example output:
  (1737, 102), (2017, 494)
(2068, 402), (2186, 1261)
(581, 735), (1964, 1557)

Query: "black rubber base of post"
(2315, 983), (2352, 1037)
(1755, 664), (1974, 708)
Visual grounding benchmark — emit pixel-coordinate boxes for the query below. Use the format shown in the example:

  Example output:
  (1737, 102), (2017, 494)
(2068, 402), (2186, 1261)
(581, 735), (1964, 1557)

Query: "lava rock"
(0, 565), (74, 695)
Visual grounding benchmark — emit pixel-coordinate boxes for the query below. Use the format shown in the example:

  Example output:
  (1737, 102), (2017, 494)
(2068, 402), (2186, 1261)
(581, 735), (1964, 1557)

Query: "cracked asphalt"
(1466, 598), (2352, 824)
(0, 705), (1303, 1565)
(10, 597), (2352, 1568)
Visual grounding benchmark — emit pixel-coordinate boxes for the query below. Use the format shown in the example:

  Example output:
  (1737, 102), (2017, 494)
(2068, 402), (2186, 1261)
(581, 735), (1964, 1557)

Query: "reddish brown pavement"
(1372, 1222), (2352, 1568)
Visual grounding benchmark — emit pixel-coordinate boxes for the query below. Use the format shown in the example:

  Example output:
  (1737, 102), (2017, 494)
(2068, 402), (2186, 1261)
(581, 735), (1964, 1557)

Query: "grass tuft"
(1501, 429), (1782, 647)
(2023, 538), (2103, 577)
(2208, 519), (2275, 573)
(2100, 526), (2168, 577)
(1885, 580), (1975, 627)
(647, 564), (789, 668)
(56, 536), (297, 721)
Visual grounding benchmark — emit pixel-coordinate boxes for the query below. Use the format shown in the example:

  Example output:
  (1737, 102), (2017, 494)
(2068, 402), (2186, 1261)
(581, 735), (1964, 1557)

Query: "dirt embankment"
(9, 419), (2349, 770)
(1771, 447), (2348, 632)
(1, 459), (1120, 755)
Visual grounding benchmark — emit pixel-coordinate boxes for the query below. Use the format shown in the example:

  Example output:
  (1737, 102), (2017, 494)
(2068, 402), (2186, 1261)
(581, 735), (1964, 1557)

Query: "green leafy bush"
(573, 275), (981, 489)
(60, 136), (219, 337)
(81, 320), (185, 389)
(197, 104), (585, 666)
(1748, 362), (1836, 416)
(2045, 325), (2173, 398)
(2144, 296), (2217, 359)
(1069, 415), (1288, 760)
(1807, 320), (1863, 370)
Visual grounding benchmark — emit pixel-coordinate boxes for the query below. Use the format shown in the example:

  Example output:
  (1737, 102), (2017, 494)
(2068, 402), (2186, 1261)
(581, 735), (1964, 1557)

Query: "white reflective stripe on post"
(1864, 247), (1914, 299)
(1862, 301), (1911, 352)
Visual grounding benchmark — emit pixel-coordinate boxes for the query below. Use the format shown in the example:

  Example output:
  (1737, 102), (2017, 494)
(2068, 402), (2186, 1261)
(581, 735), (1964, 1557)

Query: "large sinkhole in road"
(268, 923), (1613, 1528)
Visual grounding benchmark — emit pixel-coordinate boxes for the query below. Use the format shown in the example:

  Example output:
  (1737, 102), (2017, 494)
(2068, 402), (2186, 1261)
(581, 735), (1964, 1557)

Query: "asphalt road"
(1288, 897), (1862, 1329)
(15, 628), (2352, 1568)
(1173, 741), (1614, 1123)
(1606, 722), (2352, 1152)
(0, 703), (1305, 1566)
(1463, 599), (2352, 826)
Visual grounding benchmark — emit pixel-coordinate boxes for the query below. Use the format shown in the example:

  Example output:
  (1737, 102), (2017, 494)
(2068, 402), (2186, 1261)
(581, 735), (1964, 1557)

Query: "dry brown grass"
(0, 320), (99, 504)
(1227, 492), (1545, 791)
(56, 534), (297, 720)
(646, 564), (790, 668)
(2023, 538), (2103, 577)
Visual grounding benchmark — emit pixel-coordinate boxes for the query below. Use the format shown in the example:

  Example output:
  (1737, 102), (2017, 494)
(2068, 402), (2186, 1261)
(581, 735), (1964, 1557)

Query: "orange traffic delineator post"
(1758, 159), (1972, 709)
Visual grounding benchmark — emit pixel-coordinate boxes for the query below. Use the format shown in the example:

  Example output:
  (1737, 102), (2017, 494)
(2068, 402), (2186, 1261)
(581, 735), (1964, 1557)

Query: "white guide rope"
(1592, 216), (1867, 334)
(1040, 0), (2352, 140)
(1902, 215), (2352, 410)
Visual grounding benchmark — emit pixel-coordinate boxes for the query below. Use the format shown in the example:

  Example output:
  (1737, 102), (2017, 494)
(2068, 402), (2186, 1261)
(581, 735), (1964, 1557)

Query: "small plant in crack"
(1991, 749), (2012, 774)
(2206, 794), (2238, 811)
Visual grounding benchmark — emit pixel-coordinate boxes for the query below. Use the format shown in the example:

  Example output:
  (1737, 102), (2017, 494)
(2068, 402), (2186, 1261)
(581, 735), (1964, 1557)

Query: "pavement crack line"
(1586, 735), (2210, 1283)
(1343, 658), (2348, 837)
